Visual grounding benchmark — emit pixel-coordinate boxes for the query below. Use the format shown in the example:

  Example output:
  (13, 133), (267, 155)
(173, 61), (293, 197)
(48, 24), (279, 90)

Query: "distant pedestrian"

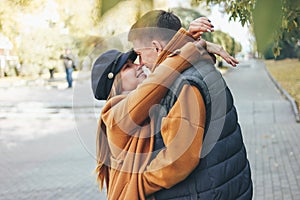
(60, 48), (76, 88)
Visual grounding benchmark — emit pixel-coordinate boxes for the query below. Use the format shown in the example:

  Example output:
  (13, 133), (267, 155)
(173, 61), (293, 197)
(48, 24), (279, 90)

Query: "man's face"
(132, 39), (159, 71)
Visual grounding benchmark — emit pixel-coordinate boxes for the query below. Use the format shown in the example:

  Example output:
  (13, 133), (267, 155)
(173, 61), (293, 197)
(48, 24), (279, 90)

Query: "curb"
(263, 62), (300, 123)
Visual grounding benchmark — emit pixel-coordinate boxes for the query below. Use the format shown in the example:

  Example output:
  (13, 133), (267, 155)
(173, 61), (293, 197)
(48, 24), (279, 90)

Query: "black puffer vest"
(152, 60), (253, 200)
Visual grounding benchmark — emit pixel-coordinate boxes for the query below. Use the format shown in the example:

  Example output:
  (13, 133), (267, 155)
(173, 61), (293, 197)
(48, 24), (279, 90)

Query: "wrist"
(194, 39), (207, 50)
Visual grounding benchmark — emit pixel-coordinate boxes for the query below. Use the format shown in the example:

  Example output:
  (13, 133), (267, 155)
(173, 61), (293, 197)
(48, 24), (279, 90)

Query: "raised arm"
(141, 85), (206, 196)
(188, 17), (214, 39)
(188, 17), (239, 67)
(206, 41), (239, 67)
(101, 42), (203, 132)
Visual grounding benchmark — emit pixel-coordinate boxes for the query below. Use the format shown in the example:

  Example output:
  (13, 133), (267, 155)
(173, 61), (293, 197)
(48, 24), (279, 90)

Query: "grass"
(264, 59), (300, 112)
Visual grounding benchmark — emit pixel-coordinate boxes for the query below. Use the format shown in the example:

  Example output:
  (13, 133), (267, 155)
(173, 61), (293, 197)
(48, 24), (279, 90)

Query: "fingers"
(194, 17), (214, 30)
(218, 48), (239, 67)
(231, 57), (239, 65)
(225, 56), (239, 67)
(189, 24), (213, 33)
(189, 22), (214, 34)
(188, 17), (239, 67)
(188, 17), (214, 39)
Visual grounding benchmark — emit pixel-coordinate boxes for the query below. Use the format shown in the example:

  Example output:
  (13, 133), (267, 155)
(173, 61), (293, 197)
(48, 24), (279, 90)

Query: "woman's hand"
(189, 17), (238, 67)
(218, 48), (239, 67)
(188, 17), (214, 39)
(206, 42), (239, 67)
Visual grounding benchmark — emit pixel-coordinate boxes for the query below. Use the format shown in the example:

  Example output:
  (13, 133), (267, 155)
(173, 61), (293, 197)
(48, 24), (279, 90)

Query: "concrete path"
(224, 59), (300, 200)
(0, 72), (107, 199)
(0, 59), (299, 199)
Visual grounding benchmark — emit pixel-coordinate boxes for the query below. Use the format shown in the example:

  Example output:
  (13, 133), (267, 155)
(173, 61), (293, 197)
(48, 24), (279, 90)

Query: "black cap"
(91, 49), (137, 100)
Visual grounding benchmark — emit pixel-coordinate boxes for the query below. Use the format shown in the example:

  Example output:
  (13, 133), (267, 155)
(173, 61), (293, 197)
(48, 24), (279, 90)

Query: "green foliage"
(92, 0), (123, 24)
(95, 0), (153, 20)
(201, 0), (255, 26)
(9, 0), (33, 6)
(0, 0), (96, 76)
(264, 40), (299, 60)
(18, 28), (72, 75)
(172, 7), (241, 57)
(171, 7), (204, 30)
(199, 0), (299, 57)
(278, 0), (300, 49)
(210, 30), (242, 57)
(257, 0), (299, 57)
(92, 0), (102, 24)
(101, 0), (124, 17)
(253, 0), (282, 54)
(171, 7), (211, 41)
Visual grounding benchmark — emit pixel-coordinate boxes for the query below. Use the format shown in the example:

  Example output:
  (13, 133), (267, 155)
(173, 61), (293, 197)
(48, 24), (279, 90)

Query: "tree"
(171, 7), (241, 57)
(0, 0), (96, 76)
(199, 0), (299, 57)
(171, 7), (205, 30)
(88, 0), (300, 58)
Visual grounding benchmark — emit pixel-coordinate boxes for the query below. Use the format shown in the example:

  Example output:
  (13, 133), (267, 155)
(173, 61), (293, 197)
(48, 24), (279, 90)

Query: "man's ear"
(152, 40), (163, 53)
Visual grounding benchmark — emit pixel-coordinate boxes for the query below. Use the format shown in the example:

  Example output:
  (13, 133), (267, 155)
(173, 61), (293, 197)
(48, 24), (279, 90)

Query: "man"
(128, 10), (253, 199)
(60, 48), (76, 88)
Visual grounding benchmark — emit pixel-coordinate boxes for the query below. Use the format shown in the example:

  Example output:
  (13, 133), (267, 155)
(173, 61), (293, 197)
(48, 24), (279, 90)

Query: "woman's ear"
(152, 40), (163, 53)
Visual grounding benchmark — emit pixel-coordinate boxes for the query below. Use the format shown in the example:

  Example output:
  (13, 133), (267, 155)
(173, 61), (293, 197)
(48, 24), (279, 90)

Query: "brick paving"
(224, 59), (300, 200)
(0, 59), (299, 199)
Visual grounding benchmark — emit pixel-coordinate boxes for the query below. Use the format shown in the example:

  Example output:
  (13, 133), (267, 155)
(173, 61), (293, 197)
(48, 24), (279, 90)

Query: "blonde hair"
(96, 68), (127, 190)
(95, 121), (110, 191)
(95, 72), (123, 191)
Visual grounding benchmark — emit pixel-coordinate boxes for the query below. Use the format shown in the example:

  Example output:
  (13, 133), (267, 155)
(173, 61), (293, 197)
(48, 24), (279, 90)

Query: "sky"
(167, 0), (253, 53)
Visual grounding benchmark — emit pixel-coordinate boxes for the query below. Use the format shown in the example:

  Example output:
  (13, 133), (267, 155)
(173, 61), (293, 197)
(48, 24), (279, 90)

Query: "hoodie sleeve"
(101, 42), (201, 133)
(141, 84), (206, 196)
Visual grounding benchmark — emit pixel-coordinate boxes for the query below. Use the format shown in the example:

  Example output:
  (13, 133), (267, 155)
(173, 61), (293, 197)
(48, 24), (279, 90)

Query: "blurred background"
(0, 0), (299, 199)
(1, 0), (298, 107)
(0, 0), (298, 78)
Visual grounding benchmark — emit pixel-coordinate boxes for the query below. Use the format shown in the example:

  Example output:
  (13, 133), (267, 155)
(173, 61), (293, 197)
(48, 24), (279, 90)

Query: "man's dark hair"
(128, 10), (182, 43)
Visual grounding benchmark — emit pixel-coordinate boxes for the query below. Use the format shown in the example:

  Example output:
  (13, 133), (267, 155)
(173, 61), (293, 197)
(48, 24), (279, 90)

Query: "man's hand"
(188, 17), (214, 39)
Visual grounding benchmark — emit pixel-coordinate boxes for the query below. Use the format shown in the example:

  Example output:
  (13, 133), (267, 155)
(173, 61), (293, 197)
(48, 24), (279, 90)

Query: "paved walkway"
(0, 72), (107, 199)
(0, 59), (299, 199)
(224, 59), (300, 200)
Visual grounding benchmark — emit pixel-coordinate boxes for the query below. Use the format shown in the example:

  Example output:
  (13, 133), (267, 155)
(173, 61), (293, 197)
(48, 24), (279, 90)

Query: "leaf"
(101, 0), (124, 16)
(253, 0), (283, 53)
(282, 19), (289, 28)
(273, 46), (282, 57)
(293, 19), (298, 28)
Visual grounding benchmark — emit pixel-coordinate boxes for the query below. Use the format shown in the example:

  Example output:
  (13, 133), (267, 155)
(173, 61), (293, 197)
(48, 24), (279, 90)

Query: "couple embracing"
(92, 10), (252, 200)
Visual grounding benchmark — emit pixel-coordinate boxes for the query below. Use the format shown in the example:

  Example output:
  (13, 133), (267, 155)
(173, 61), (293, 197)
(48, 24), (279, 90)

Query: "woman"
(93, 18), (238, 200)
(94, 44), (205, 200)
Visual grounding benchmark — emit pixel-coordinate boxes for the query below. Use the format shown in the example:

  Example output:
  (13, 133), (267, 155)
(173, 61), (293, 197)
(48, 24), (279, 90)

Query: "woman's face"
(120, 60), (147, 92)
